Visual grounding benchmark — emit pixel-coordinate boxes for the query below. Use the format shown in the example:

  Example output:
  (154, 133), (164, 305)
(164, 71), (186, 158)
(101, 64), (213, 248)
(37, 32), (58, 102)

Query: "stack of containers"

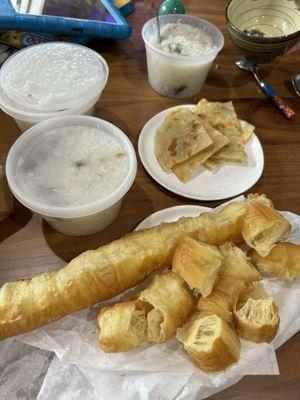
(2, 42), (138, 236)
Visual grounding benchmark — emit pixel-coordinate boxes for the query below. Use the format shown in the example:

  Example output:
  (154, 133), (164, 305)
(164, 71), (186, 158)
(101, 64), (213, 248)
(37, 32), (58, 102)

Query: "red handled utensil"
(235, 59), (296, 120)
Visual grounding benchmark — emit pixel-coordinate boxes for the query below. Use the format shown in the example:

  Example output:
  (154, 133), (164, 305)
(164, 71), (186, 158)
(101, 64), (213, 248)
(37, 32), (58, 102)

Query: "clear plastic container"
(142, 15), (224, 98)
(6, 115), (137, 236)
(0, 88), (100, 132)
(0, 42), (109, 132)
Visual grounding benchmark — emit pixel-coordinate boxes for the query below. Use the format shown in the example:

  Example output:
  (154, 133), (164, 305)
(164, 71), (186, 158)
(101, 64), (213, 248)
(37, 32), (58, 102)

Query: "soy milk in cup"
(6, 116), (137, 236)
(142, 15), (224, 98)
(0, 43), (109, 131)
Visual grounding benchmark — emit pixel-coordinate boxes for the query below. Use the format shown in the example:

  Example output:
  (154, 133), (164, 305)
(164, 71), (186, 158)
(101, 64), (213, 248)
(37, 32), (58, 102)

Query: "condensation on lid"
(0, 42), (108, 113)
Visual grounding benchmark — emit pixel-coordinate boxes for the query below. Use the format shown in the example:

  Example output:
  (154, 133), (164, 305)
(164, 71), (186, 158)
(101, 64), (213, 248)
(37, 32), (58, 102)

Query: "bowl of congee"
(6, 115), (137, 236)
(142, 14), (224, 98)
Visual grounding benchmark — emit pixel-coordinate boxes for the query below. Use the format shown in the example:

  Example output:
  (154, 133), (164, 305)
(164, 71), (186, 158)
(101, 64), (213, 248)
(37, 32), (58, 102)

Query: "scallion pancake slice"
(212, 142), (247, 163)
(203, 158), (220, 170)
(240, 120), (255, 142)
(195, 99), (244, 143)
(155, 108), (213, 172)
(172, 121), (229, 182)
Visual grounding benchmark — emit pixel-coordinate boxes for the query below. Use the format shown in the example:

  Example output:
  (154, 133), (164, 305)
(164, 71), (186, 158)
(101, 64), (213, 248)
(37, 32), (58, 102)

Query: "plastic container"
(0, 88), (100, 132)
(0, 42), (109, 131)
(142, 15), (224, 98)
(6, 115), (137, 236)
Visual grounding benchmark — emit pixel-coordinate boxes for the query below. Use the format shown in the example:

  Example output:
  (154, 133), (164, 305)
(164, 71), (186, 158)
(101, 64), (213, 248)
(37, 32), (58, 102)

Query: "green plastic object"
(159, 0), (185, 16)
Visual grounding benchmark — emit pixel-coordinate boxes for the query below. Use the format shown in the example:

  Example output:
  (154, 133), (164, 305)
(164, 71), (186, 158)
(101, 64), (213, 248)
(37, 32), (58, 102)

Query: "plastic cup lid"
(0, 42), (109, 113)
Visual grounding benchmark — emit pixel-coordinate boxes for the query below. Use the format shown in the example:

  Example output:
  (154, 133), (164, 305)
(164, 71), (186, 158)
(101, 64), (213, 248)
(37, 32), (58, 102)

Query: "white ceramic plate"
(138, 105), (264, 201)
(135, 204), (212, 230)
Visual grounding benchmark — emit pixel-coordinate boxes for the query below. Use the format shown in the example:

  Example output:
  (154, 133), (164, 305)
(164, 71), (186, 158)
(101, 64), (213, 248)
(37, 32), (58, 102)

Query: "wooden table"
(0, 1), (299, 399)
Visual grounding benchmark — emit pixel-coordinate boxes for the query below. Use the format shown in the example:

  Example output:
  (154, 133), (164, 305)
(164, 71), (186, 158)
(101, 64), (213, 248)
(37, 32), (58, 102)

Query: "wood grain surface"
(0, 1), (299, 399)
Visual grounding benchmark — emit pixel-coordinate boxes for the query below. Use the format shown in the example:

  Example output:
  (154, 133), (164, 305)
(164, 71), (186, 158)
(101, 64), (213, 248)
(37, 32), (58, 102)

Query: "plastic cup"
(0, 43), (109, 132)
(142, 15), (224, 99)
(6, 115), (137, 236)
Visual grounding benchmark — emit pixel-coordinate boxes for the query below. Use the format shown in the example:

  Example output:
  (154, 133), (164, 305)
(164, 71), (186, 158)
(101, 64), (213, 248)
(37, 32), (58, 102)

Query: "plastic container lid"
(6, 115), (137, 218)
(0, 42), (109, 113)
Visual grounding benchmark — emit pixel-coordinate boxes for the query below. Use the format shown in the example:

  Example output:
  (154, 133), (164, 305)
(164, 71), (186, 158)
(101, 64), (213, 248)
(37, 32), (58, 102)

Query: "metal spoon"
(150, 1), (161, 43)
(292, 73), (300, 97)
(236, 59), (296, 120)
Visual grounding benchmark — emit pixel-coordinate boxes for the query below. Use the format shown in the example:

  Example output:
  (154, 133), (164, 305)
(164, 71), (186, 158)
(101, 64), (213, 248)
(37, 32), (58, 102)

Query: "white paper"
(0, 339), (53, 400)
(1, 196), (300, 400)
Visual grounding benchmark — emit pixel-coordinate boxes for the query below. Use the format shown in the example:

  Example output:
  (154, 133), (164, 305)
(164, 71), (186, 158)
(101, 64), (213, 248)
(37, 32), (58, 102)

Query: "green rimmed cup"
(226, 0), (300, 63)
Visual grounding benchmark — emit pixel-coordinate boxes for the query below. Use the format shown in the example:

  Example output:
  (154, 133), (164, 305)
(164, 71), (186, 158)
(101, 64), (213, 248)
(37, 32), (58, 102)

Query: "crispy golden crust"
(138, 271), (194, 343)
(242, 203), (291, 257)
(219, 242), (261, 284)
(195, 99), (244, 142)
(172, 121), (229, 182)
(240, 120), (255, 143)
(98, 300), (148, 352)
(0, 214), (207, 340)
(196, 202), (246, 246)
(234, 284), (280, 343)
(0, 194), (274, 340)
(249, 242), (300, 281)
(212, 142), (247, 164)
(197, 275), (246, 324)
(246, 193), (274, 208)
(203, 158), (220, 170)
(195, 99), (246, 165)
(197, 194), (273, 248)
(197, 243), (261, 324)
(177, 312), (241, 373)
(155, 108), (212, 172)
(172, 237), (222, 297)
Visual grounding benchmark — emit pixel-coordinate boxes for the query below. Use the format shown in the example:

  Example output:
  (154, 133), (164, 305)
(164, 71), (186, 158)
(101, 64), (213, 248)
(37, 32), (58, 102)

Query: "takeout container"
(226, 0), (300, 63)
(6, 115), (137, 236)
(0, 42), (109, 131)
(142, 15), (224, 98)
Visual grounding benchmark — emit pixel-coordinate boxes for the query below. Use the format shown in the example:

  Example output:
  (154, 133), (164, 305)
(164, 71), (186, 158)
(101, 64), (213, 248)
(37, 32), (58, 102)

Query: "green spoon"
(159, 0), (185, 15)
